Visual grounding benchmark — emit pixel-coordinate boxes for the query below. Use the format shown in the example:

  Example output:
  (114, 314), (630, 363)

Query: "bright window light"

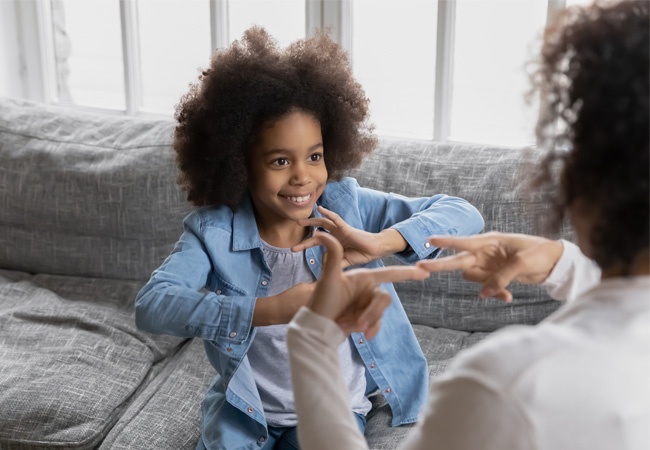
(53, 0), (125, 109)
(228, 0), (305, 46)
(137, 0), (211, 114)
(36, 0), (581, 147)
(449, 0), (547, 147)
(352, 0), (438, 139)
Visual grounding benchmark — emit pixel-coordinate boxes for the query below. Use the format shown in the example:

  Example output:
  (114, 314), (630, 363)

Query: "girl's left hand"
(292, 206), (407, 268)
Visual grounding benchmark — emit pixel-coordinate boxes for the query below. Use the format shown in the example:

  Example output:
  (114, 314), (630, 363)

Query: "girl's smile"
(247, 110), (328, 247)
(279, 193), (313, 206)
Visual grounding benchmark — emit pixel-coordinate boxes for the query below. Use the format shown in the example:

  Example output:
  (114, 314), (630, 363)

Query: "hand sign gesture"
(416, 232), (563, 302)
(307, 231), (429, 338)
(293, 206), (408, 269)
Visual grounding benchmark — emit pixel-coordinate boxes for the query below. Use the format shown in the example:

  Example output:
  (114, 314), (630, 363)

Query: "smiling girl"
(134, 27), (483, 450)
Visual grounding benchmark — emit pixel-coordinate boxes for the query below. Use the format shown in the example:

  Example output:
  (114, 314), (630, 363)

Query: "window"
(229, 0), (305, 46)
(448, 0), (547, 146)
(351, 0), (437, 139)
(41, 0), (304, 115)
(19, 0), (582, 146)
(136, 0), (211, 113)
(51, 0), (125, 109)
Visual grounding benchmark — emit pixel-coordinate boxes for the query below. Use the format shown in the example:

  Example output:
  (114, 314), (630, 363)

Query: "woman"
(287, 1), (649, 449)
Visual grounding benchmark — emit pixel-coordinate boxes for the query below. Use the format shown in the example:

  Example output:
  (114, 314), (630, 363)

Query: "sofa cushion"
(0, 97), (191, 281)
(99, 339), (215, 450)
(0, 273), (183, 450)
(351, 139), (568, 331)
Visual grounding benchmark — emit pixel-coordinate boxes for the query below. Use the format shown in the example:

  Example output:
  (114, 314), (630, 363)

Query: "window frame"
(14, 0), (568, 142)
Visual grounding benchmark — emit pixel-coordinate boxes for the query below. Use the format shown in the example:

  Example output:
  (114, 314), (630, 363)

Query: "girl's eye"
(273, 158), (289, 166)
(309, 153), (323, 162)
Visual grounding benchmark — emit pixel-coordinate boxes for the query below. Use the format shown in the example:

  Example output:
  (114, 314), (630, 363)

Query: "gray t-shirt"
(246, 240), (371, 427)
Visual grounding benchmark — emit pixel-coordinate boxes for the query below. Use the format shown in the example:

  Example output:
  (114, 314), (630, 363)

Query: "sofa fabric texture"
(0, 99), (191, 281)
(0, 97), (564, 449)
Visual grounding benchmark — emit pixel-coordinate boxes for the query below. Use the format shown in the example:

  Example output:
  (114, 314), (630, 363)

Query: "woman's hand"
(416, 232), (564, 302)
(308, 232), (429, 338)
(292, 206), (408, 268)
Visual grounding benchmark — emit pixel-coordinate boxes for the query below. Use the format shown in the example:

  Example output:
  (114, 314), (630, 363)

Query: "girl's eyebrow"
(265, 143), (323, 155)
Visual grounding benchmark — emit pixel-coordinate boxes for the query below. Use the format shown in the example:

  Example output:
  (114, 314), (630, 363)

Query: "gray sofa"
(0, 97), (564, 450)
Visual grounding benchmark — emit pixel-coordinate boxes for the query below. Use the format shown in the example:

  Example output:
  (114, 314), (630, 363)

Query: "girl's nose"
(290, 162), (310, 185)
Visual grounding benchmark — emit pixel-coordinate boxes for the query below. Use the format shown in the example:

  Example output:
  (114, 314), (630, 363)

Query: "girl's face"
(248, 111), (328, 233)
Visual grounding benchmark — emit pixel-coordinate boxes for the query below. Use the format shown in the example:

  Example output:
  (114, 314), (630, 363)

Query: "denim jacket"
(135, 177), (484, 450)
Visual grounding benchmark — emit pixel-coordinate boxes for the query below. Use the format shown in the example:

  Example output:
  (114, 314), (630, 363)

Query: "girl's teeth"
(286, 195), (309, 203)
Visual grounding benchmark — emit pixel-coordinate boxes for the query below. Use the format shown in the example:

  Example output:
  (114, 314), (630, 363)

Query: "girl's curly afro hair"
(173, 27), (377, 209)
(532, 0), (649, 272)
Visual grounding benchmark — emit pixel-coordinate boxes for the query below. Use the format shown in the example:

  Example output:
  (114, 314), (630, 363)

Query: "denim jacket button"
(424, 242), (431, 248)
(227, 347), (233, 352)
(216, 289), (222, 294)
(370, 363), (376, 369)
(358, 338), (364, 344)
(258, 436), (266, 443)
(384, 387), (391, 394)
(261, 280), (268, 286)
(309, 258), (315, 264)
(229, 331), (237, 338)
(247, 406), (254, 414)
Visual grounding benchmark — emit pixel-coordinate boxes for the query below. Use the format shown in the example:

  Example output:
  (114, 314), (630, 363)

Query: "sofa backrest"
(0, 97), (191, 281)
(1, 98), (569, 331)
(351, 138), (571, 331)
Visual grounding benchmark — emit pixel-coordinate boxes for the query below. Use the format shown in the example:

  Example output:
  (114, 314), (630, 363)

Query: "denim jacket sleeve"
(134, 212), (256, 353)
(353, 180), (484, 263)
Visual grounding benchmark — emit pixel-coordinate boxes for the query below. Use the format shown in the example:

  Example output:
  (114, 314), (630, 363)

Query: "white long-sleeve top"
(287, 241), (650, 450)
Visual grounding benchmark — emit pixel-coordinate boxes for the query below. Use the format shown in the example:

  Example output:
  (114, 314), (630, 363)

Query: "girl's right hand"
(293, 206), (407, 268)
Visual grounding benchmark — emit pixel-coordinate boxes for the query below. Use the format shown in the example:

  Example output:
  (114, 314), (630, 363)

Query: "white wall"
(0, 0), (25, 98)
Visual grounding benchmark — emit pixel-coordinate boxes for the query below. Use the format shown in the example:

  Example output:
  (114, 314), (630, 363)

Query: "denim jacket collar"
(232, 194), (262, 252)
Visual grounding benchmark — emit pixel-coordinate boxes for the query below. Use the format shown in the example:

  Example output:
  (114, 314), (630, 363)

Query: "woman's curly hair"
(173, 27), (376, 208)
(531, 0), (649, 271)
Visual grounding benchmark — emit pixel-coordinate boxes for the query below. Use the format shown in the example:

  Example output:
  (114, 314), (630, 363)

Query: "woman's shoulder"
(445, 321), (580, 390)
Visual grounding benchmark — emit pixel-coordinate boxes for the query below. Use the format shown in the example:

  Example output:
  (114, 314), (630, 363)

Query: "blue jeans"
(196, 413), (367, 450)
(261, 413), (367, 450)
